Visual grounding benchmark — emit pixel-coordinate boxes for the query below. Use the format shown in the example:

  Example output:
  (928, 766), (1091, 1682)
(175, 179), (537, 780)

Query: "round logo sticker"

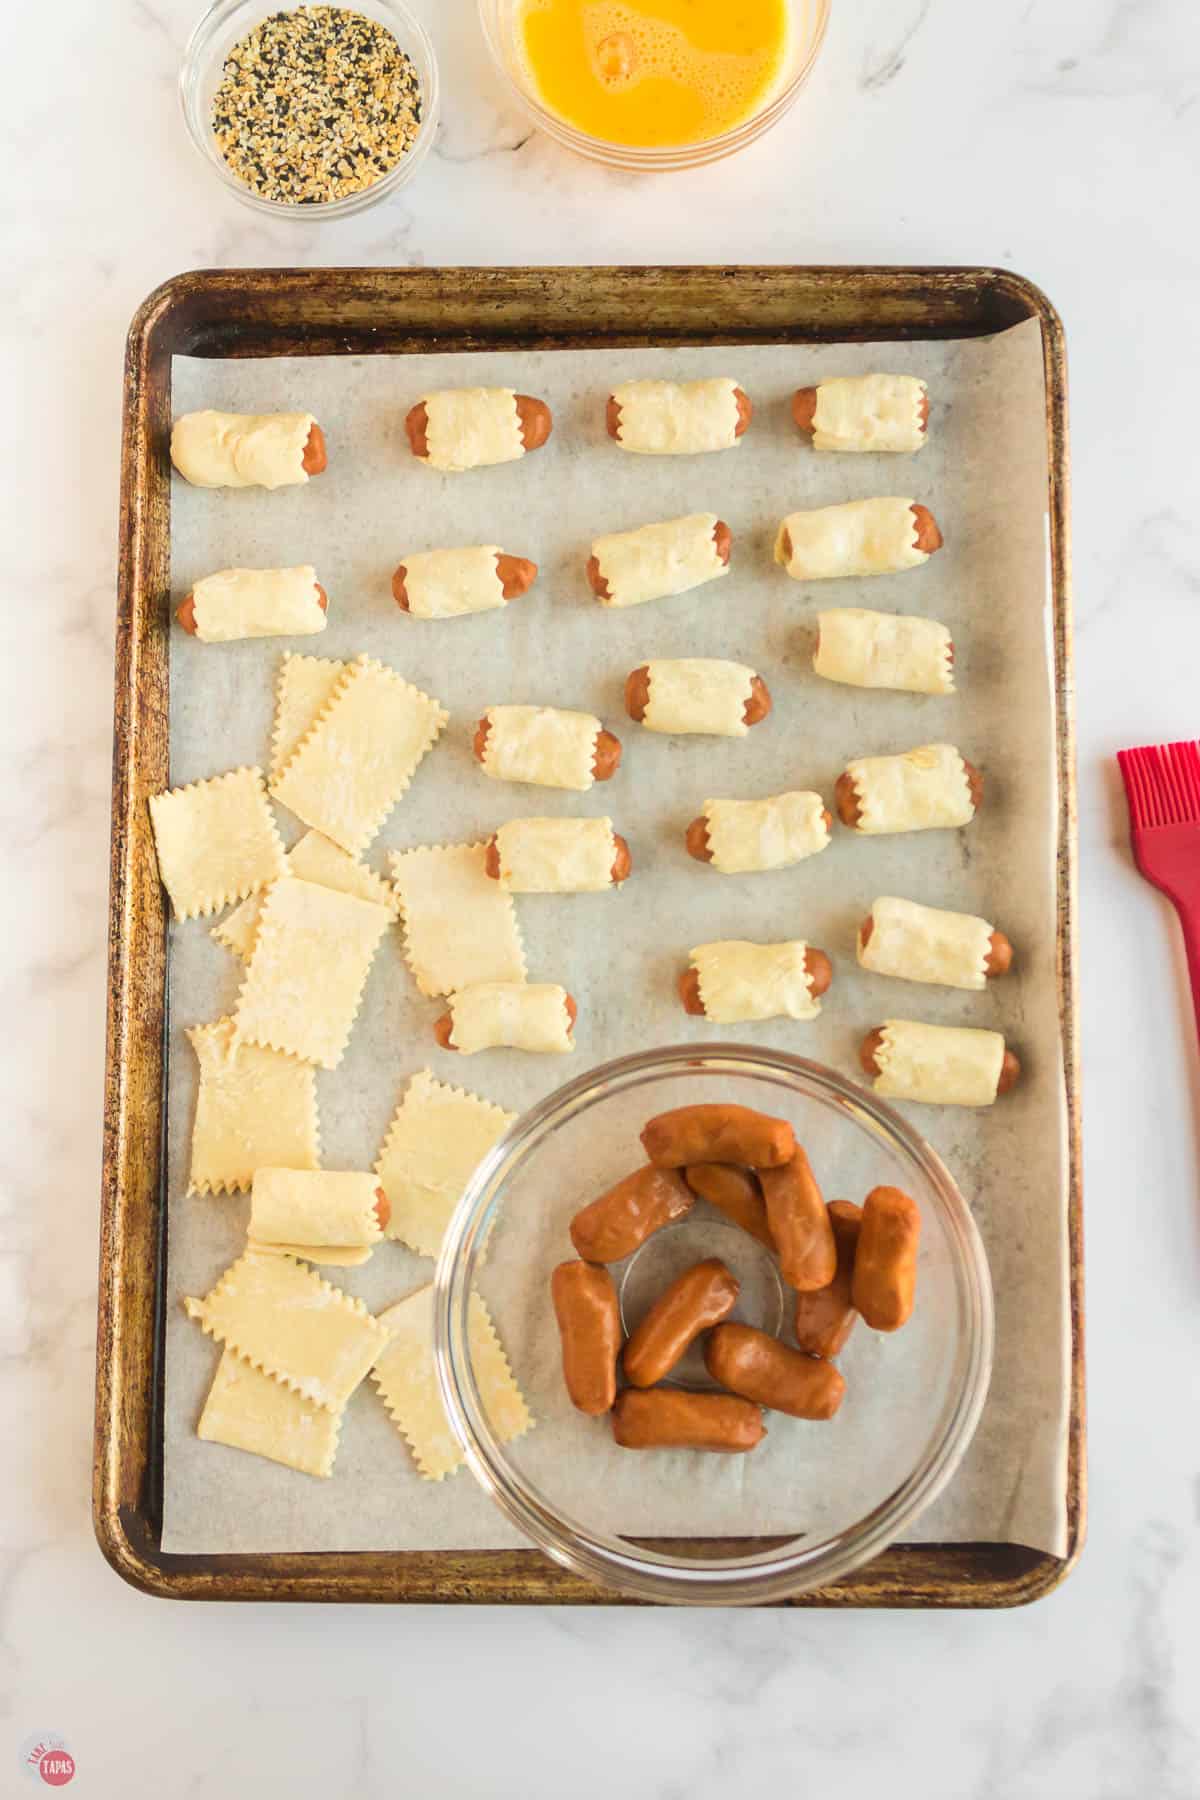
(18, 1734), (76, 1786)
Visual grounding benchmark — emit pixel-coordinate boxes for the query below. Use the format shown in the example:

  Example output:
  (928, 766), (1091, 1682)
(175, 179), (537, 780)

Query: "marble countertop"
(6, 0), (1200, 1793)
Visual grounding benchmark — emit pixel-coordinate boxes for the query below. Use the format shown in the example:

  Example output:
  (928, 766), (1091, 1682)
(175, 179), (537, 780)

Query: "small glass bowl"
(434, 1044), (994, 1606)
(477, 0), (830, 172)
(180, 0), (439, 219)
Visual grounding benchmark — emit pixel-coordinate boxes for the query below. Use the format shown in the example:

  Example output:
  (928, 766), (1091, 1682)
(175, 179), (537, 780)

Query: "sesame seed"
(210, 5), (422, 206)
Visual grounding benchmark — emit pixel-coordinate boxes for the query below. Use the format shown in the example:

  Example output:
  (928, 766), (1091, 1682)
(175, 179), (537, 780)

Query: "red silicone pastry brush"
(1117, 739), (1200, 1043)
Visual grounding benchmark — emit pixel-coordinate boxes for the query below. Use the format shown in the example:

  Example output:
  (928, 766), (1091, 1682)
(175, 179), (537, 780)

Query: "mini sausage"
(623, 1258), (739, 1388)
(433, 992), (577, 1049)
(471, 717), (622, 783)
(374, 1186), (391, 1232)
(793, 1200), (861, 1357)
(684, 806), (833, 864)
(623, 665), (771, 728)
(611, 1386), (765, 1453)
(858, 1028), (1022, 1095)
(641, 1104), (795, 1171)
(551, 1260), (623, 1414)
(776, 503), (942, 571)
(792, 386), (930, 438)
(176, 581), (328, 635)
(405, 394), (552, 459)
(586, 518), (732, 600)
(859, 910), (1013, 977)
(677, 948), (832, 1016)
(392, 554), (537, 611)
(760, 1149), (837, 1292)
(606, 388), (753, 442)
(302, 422), (328, 474)
(683, 1163), (775, 1249)
(483, 831), (632, 886)
(835, 759), (984, 829)
(704, 1323), (845, 1421)
(851, 1186), (921, 1332)
(569, 1163), (694, 1262)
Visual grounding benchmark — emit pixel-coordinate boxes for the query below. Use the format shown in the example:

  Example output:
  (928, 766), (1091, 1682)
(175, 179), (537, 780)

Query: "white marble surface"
(4, 0), (1200, 1793)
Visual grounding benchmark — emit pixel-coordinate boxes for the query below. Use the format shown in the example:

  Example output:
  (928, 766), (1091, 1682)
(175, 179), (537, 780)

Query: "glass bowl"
(434, 1044), (993, 1606)
(477, 0), (830, 172)
(180, 0), (439, 219)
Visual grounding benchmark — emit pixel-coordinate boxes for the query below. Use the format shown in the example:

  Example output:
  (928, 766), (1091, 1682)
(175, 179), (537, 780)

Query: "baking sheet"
(161, 320), (1069, 1557)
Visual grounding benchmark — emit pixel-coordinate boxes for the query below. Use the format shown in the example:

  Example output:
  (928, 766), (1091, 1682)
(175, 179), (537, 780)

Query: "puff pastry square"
(269, 654), (347, 785)
(371, 1286), (532, 1480)
(148, 766), (286, 920)
(374, 1068), (515, 1258)
(388, 842), (526, 997)
(196, 1347), (341, 1478)
(232, 877), (392, 1069)
(185, 1017), (319, 1197)
(184, 1247), (389, 1412)
(272, 655), (447, 855)
(213, 828), (395, 960)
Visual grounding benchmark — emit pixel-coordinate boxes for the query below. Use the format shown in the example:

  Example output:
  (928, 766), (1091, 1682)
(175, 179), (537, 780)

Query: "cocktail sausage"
(569, 1164), (694, 1262)
(793, 1200), (861, 1356)
(623, 1259), (739, 1388)
(551, 1260), (623, 1414)
(705, 1323), (845, 1420)
(641, 1104), (795, 1170)
(851, 1187), (921, 1331)
(760, 1149), (837, 1291)
(611, 1387), (765, 1453)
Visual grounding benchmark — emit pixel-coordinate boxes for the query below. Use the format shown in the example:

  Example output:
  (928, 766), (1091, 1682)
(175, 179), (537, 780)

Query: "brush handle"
(1175, 899), (1200, 1053)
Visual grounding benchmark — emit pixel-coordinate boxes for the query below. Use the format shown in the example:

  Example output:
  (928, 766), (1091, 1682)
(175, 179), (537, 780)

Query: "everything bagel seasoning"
(211, 6), (423, 205)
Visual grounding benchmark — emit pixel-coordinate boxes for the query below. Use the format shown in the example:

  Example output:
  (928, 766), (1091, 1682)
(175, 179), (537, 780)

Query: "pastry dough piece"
(492, 818), (618, 892)
(232, 878), (392, 1069)
(845, 744), (975, 834)
(641, 659), (755, 737)
(858, 897), (994, 992)
(480, 705), (600, 791)
(775, 498), (928, 580)
(170, 410), (315, 489)
(811, 375), (928, 453)
(248, 1169), (386, 1268)
(690, 941), (822, 1024)
(703, 792), (830, 874)
(398, 547), (508, 618)
(186, 1017), (319, 1196)
(196, 1348), (340, 1478)
(388, 842), (526, 997)
(148, 766), (286, 920)
(213, 829), (395, 959)
(591, 514), (728, 609)
(269, 654), (346, 784)
(184, 1248), (389, 1412)
(187, 567), (326, 642)
(815, 609), (954, 695)
(447, 983), (575, 1054)
(611, 379), (742, 455)
(271, 655), (448, 855)
(870, 1020), (1006, 1107)
(375, 1069), (515, 1258)
(372, 1286), (532, 1480)
(420, 388), (524, 472)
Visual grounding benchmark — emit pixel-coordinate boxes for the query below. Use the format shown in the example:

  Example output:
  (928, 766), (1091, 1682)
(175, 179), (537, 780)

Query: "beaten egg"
(515, 0), (791, 148)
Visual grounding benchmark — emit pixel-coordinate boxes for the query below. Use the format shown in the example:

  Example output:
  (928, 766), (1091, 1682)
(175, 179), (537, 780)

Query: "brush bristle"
(1118, 740), (1200, 828)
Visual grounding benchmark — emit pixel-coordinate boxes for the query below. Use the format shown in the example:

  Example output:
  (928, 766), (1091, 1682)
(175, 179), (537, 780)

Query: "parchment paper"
(161, 320), (1069, 1557)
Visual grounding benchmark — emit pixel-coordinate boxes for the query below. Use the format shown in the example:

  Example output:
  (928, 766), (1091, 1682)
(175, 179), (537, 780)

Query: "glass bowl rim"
(179, 0), (440, 221)
(476, 0), (832, 172)
(434, 1042), (995, 1606)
